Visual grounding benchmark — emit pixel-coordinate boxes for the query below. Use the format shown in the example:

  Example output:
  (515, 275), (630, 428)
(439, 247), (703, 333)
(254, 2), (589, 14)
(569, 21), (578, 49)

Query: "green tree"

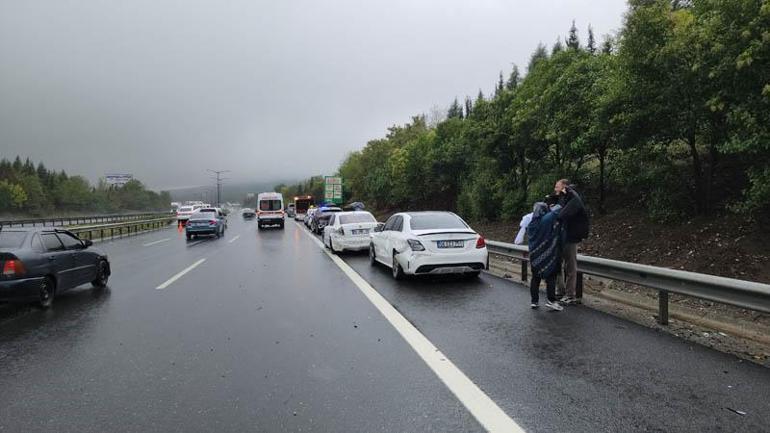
(567, 20), (580, 50)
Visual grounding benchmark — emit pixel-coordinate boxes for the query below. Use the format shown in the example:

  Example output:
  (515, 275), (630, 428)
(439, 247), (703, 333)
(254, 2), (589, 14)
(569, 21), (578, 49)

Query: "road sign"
(105, 173), (133, 186)
(324, 176), (343, 204)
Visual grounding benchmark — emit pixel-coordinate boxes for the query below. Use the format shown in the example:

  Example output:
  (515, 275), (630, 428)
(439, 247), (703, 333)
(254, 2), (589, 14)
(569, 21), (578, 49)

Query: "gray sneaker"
(560, 296), (577, 305)
(545, 300), (563, 311)
(530, 302), (539, 309)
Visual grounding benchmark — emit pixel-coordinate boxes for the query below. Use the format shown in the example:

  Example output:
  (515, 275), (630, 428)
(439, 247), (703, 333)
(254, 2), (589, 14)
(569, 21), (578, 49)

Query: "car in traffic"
(0, 228), (110, 308)
(241, 208), (256, 219)
(293, 196), (314, 221)
(176, 205), (202, 225)
(369, 211), (487, 280)
(310, 205), (342, 234)
(286, 203), (296, 218)
(322, 211), (378, 253)
(185, 209), (226, 240)
(257, 192), (285, 230)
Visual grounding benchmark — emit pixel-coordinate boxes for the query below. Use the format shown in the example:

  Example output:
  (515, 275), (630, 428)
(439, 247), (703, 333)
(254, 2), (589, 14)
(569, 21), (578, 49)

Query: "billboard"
(105, 173), (133, 186)
(324, 176), (343, 204)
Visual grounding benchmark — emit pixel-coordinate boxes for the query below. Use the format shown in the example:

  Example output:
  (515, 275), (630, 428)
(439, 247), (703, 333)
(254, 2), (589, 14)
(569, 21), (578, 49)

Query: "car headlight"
(407, 239), (425, 251)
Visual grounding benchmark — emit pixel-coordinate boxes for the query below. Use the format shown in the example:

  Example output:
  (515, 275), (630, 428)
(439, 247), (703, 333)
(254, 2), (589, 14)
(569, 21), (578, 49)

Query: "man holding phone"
(554, 179), (590, 304)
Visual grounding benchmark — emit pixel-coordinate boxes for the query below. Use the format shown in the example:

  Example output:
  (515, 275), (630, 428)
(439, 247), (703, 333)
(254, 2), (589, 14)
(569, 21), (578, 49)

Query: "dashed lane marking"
(155, 258), (206, 290)
(297, 223), (524, 433)
(228, 234), (241, 244)
(143, 238), (170, 247)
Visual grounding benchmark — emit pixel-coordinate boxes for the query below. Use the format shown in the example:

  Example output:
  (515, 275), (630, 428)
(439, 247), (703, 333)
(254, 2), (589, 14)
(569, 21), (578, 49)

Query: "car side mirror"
(375, 223), (385, 232)
(83, 239), (93, 248)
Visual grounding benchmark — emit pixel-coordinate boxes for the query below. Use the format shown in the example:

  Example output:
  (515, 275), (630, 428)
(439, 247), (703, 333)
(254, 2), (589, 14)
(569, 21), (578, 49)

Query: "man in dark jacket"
(554, 179), (589, 304)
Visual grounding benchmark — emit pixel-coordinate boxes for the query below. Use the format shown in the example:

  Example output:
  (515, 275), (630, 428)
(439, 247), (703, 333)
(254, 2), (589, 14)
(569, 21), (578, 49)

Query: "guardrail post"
(577, 272), (584, 299)
(520, 260), (528, 282)
(658, 290), (669, 325)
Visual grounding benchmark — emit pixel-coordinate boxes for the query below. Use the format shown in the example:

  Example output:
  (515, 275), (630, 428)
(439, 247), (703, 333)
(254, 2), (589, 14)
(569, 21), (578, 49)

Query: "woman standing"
(526, 202), (564, 311)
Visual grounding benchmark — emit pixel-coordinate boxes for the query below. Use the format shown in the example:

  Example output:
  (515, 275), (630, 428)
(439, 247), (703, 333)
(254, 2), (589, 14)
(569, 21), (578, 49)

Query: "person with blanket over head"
(526, 202), (564, 312)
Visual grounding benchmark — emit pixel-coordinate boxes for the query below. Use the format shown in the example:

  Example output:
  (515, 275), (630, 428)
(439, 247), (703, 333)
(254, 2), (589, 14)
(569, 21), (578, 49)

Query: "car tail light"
(209, 220), (217, 225)
(476, 236), (486, 249)
(407, 239), (425, 251)
(2, 260), (26, 278)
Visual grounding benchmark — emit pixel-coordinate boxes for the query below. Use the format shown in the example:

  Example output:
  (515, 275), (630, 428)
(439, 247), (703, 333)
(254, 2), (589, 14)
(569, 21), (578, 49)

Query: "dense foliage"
(0, 156), (172, 215)
(287, 0), (770, 222)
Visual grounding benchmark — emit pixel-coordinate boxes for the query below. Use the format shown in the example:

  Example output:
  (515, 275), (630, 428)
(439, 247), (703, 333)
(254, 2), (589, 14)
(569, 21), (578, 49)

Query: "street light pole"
(206, 169), (231, 207)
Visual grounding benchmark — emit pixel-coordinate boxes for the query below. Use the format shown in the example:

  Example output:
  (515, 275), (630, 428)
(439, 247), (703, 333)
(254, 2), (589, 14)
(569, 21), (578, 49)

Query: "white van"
(257, 192), (285, 230)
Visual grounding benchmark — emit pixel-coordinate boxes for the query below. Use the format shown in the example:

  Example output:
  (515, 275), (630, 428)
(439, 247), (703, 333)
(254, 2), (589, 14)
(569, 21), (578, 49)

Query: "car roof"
(258, 192), (282, 198)
(336, 210), (372, 216)
(403, 211), (457, 217)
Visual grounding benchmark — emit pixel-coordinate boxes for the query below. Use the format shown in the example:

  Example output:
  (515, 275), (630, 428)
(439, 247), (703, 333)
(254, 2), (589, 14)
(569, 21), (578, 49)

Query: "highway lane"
(2, 217), (769, 432)
(335, 229), (770, 432)
(0, 219), (482, 433)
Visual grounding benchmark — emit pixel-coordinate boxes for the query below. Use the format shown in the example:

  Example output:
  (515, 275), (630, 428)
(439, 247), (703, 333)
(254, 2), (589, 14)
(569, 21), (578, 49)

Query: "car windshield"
(259, 200), (282, 211)
(179, 207), (193, 212)
(409, 213), (468, 230)
(0, 231), (27, 249)
(339, 213), (375, 224)
(191, 212), (216, 220)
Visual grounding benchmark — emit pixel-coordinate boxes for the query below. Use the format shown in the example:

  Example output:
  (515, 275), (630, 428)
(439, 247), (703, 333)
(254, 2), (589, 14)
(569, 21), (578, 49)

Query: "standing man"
(554, 179), (590, 305)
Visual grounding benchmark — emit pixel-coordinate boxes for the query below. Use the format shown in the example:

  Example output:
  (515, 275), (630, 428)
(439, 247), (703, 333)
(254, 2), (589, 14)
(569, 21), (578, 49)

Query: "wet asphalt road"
(1, 218), (769, 433)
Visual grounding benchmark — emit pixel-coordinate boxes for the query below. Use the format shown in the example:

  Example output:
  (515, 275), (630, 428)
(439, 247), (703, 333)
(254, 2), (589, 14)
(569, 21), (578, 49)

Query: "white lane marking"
(142, 238), (170, 247)
(297, 223), (524, 433)
(187, 239), (206, 247)
(155, 258), (206, 290)
(228, 234), (241, 244)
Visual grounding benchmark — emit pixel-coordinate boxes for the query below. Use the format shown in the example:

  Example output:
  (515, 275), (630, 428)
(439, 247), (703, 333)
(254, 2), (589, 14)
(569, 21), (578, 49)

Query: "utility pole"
(207, 169), (231, 206)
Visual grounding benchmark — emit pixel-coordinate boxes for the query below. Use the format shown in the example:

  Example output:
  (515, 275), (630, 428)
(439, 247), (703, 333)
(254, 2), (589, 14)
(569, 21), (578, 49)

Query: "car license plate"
(437, 240), (464, 248)
(352, 229), (369, 235)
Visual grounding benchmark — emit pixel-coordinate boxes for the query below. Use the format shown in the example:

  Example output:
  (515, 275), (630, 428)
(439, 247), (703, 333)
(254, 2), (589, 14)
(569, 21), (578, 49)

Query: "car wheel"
(39, 277), (55, 309)
(392, 252), (404, 280)
(464, 271), (481, 279)
(279, 222), (285, 230)
(216, 228), (221, 238)
(369, 244), (377, 266)
(257, 223), (262, 230)
(92, 260), (109, 288)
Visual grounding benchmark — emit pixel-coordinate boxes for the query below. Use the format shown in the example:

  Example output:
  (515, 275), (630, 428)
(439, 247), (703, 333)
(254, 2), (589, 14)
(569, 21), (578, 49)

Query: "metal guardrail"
(486, 240), (770, 325)
(0, 212), (172, 228)
(67, 216), (175, 241)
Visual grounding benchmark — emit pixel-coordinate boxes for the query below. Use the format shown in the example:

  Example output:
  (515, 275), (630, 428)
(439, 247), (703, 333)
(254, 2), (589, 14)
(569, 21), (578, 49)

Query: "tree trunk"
(686, 133), (704, 214)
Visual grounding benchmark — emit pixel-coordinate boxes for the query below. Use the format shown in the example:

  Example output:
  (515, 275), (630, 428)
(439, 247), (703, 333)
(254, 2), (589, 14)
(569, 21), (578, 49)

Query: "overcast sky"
(0, 0), (627, 190)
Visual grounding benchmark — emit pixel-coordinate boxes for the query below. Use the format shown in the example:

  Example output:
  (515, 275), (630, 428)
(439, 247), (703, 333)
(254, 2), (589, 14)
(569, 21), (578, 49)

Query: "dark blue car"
(0, 227), (111, 308)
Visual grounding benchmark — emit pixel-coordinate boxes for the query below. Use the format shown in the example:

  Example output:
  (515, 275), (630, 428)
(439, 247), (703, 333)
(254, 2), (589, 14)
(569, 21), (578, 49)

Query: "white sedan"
(323, 211), (378, 253)
(369, 211), (488, 279)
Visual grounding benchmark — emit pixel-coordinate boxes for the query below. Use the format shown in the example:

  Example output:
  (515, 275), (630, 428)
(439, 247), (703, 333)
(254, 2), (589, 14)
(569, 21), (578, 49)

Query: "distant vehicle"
(322, 211), (378, 253)
(0, 228), (110, 308)
(293, 196), (314, 221)
(185, 210), (226, 240)
(310, 206), (342, 234)
(286, 203), (296, 218)
(257, 192), (285, 230)
(369, 211), (487, 280)
(344, 201), (366, 211)
(241, 208), (256, 219)
(176, 205), (203, 225)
